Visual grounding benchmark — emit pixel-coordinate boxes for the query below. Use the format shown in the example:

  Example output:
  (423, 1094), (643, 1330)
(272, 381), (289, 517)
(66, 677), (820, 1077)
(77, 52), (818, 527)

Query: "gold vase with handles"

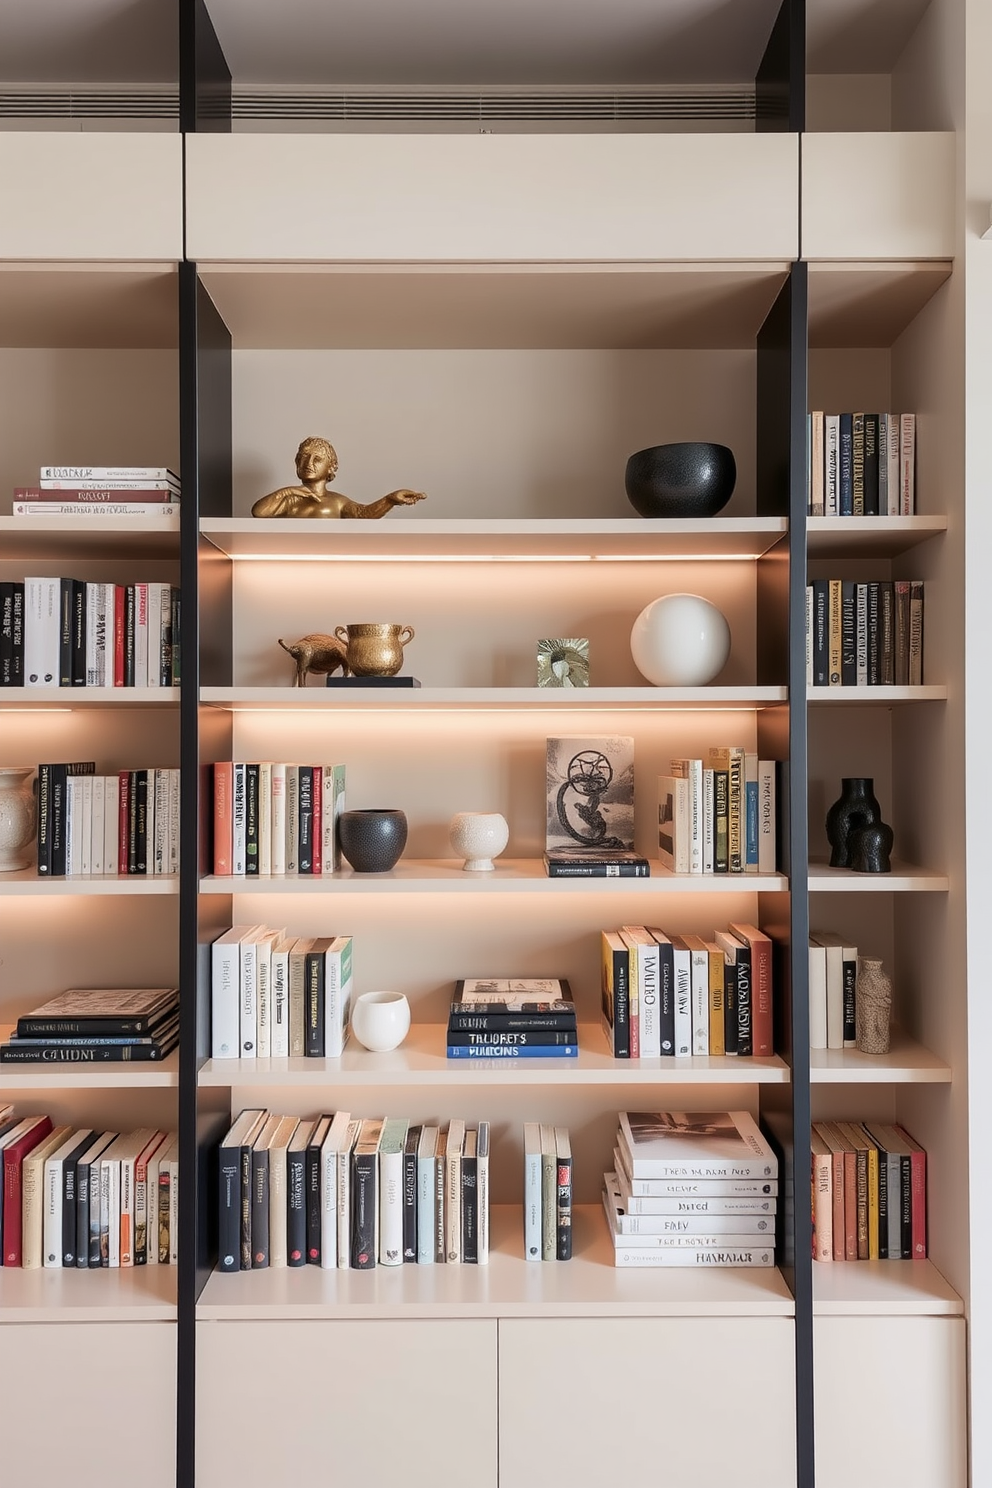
(334, 623), (415, 677)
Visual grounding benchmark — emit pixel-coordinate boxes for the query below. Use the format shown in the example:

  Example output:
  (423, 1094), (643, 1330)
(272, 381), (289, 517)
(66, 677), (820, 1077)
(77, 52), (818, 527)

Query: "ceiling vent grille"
(232, 87), (755, 123)
(0, 88), (178, 119)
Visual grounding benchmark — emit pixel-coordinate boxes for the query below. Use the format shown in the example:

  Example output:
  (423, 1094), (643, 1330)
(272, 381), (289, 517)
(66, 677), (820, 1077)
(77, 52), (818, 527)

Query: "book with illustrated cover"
(16, 987), (178, 1037)
(453, 978), (574, 1014)
(556, 1127), (573, 1261)
(545, 735), (634, 854)
(351, 1118), (384, 1269)
(618, 1111), (777, 1180)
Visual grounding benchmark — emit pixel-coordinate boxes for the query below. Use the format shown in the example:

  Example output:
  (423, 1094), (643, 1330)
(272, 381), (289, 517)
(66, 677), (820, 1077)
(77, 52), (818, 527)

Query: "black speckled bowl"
(624, 442), (737, 518)
(339, 809), (408, 873)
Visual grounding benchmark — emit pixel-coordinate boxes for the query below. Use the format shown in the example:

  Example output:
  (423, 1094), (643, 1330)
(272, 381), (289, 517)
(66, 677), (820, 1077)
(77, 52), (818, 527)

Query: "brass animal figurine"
(278, 634), (352, 687)
(253, 435), (427, 519)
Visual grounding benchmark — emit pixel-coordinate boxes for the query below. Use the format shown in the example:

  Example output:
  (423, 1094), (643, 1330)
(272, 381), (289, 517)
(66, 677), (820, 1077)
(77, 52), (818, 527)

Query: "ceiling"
(0, 0), (930, 86)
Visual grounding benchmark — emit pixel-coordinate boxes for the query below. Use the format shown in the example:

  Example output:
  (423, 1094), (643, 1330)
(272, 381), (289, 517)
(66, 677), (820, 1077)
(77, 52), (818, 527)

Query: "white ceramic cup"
(350, 990), (412, 1052)
(449, 811), (510, 871)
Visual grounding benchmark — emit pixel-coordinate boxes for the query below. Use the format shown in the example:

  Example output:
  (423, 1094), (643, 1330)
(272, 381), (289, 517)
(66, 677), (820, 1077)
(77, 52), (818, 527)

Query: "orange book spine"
(213, 761), (233, 876)
(729, 923), (773, 1057)
(831, 1151), (845, 1260)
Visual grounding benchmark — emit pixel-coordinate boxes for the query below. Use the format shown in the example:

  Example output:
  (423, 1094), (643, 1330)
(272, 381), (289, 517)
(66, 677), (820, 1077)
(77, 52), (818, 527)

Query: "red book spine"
(118, 770), (130, 874)
(831, 1152), (845, 1260)
(311, 768), (322, 876)
(213, 761), (233, 876)
(15, 486), (177, 502)
(729, 923), (773, 1057)
(3, 1117), (53, 1265)
(113, 586), (126, 686)
(896, 1128), (928, 1259)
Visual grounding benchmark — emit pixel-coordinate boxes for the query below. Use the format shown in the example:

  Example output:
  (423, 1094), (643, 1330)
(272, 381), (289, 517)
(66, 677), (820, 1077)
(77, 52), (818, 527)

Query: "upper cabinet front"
(0, 135), (183, 261)
(184, 133), (799, 264)
(802, 132), (956, 260)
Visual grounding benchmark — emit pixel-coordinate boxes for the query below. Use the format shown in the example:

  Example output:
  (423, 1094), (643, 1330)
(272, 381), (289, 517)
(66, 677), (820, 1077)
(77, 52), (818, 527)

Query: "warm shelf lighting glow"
(227, 552), (757, 564)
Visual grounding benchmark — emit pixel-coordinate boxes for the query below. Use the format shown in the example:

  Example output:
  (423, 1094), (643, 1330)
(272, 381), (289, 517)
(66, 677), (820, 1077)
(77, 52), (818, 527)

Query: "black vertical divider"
(756, 0), (806, 133)
(180, 0), (232, 134)
(757, 264), (813, 1488)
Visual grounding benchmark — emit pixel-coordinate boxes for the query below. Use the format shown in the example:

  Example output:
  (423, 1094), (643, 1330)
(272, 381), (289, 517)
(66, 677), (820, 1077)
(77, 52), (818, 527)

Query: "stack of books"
(0, 1106), (177, 1267)
(807, 412), (915, 515)
(217, 1111), (490, 1271)
(213, 761), (346, 876)
(806, 579), (924, 686)
(13, 465), (181, 519)
(601, 923), (773, 1059)
(606, 1111), (778, 1267)
(811, 1120), (926, 1261)
(0, 988), (179, 1066)
(2, 577), (180, 688)
(446, 979), (578, 1059)
(523, 1123), (572, 1260)
(210, 926), (352, 1060)
(658, 749), (777, 876)
(36, 763), (180, 877)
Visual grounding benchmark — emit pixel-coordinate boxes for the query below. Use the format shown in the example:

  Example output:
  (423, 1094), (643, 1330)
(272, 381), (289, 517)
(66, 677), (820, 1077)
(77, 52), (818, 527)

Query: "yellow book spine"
(867, 1145), (880, 1259)
(707, 945), (725, 1056)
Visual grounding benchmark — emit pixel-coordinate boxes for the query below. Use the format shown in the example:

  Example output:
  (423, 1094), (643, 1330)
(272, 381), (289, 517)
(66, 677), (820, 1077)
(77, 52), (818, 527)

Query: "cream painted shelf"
(806, 262), (952, 349)
(0, 1263), (177, 1323)
(809, 1031), (951, 1084)
(806, 515), (946, 557)
(0, 871), (179, 896)
(200, 516), (788, 561)
(806, 686), (947, 704)
(197, 1024), (789, 1088)
(0, 687), (179, 710)
(199, 860), (789, 894)
(812, 1259), (962, 1318)
(196, 1204), (794, 1321)
(0, 515), (180, 560)
(202, 687), (787, 712)
(808, 861), (948, 893)
(0, 1027), (179, 1088)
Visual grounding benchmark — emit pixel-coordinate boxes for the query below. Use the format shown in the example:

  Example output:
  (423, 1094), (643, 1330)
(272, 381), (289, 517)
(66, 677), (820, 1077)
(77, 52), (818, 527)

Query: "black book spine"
(723, 959), (739, 1055)
(867, 583), (881, 685)
(735, 946), (753, 1058)
(76, 1158), (92, 1269)
(712, 770), (729, 870)
(16, 1010), (175, 1037)
(812, 579), (829, 686)
(50, 764), (68, 876)
(58, 577), (74, 686)
(880, 581), (895, 685)
(286, 1146), (307, 1266)
(448, 1012), (578, 1032)
(656, 941), (675, 1057)
(245, 763), (259, 875)
(240, 1144), (253, 1270)
(877, 1146), (889, 1260)
(0, 582), (13, 685)
(863, 413), (880, 515)
(545, 859), (649, 877)
(351, 1152), (377, 1268)
(434, 1151), (446, 1263)
(89, 1163), (104, 1267)
(251, 1149), (270, 1268)
(841, 581), (857, 686)
(160, 587), (172, 687)
(305, 950), (325, 1057)
(403, 1131), (419, 1262)
(10, 583), (23, 684)
(556, 1151), (573, 1261)
(134, 769), (148, 874)
(298, 766), (313, 873)
(900, 1153), (913, 1259)
(446, 1029), (576, 1047)
(37, 763), (53, 874)
(61, 1157), (79, 1267)
(217, 1146), (241, 1273)
(461, 1147), (478, 1264)
(611, 945), (630, 1058)
(0, 1042), (174, 1063)
(170, 589), (181, 685)
(838, 413), (853, 514)
(842, 958), (858, 1047)
(306, 1138), (323, 1265)
(124, 585), (136, 686)
(71, 580), (86, 686)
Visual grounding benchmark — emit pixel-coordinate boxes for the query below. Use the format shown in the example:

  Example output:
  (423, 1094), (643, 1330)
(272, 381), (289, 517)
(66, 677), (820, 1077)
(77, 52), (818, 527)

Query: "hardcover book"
(618, 1111), (778, 1180)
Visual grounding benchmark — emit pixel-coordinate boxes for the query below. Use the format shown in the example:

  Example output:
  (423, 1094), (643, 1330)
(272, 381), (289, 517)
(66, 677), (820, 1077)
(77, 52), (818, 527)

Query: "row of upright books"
(658, 750), (777, 875)
(0, 987), (179, 1066)
(218, 1111), (490, 1271)
(811, 1120), (926, 1261)
(523, 1124), (573, 1260)
(213, 761), (346, 876)
(3, 578), (180, 688)
(211, 925), (352, 1060)
(0, 1106), (177, 1267)
(36, 763), (180, 878)
(447, 979), (578, 1060)
(807, 412), (916, 516)
(606, 1111), (778, 1267)
(12, 465), (181, 519)
(806, 579), (924, 687)
(809, 933), (865, 1051)
(601, 923), (773, 1059)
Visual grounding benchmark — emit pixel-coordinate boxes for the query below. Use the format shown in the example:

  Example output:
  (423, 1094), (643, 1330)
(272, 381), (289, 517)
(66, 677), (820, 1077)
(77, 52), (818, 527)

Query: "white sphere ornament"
(630, 593), (731, 687)
(351, 991), (412, 1053)
(449, 811), (510, 872)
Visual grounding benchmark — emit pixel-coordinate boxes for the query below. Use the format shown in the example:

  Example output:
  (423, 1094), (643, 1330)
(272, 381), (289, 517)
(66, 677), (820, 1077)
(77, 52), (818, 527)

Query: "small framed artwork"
(537, 638), (590, 688)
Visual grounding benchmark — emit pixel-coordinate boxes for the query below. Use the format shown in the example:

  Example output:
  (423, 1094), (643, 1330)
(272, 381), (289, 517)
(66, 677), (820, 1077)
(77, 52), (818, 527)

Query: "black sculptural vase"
(849, 819), (894, 874)
(825, 777), (882, 869)
(339, 809), (408, 873)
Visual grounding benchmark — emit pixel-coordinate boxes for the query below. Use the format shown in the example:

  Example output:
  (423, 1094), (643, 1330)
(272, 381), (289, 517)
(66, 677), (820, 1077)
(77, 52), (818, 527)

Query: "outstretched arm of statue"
(340, 489), (427, 520)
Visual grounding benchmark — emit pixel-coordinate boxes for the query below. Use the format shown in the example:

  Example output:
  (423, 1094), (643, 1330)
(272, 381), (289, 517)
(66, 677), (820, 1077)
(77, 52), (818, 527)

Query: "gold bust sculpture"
(251, 436), (427, 519)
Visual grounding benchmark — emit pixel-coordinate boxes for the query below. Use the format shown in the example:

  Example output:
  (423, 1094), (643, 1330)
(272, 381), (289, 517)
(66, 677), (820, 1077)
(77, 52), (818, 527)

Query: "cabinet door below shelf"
(498, 1316), (796, 1488)
(196, 1318), (498, 1488)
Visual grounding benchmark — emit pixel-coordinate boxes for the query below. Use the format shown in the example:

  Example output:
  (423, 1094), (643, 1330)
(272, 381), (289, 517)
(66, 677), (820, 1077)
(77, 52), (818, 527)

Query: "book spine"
(541, 1138), (556, 1261)
(286, 1146), (307, 1266)
(810, 411), (824, 515)
(244, 763), (259, 875)
(867, 582), (881, 686)
(838, 412), (853, 515)
(76, 1159), (92, 1268)
(460, 1147), (478, 1265)
(445, 1136), (463, 1263)
(351, 1152), (377, 1269)
(900, 413), (916, 514)
(556, 1147), (573, 1261)
(434, 1149), (446, 1263)
(828, 579), (842, 686)
(417, 1148), (435, 1265)
(62, 1154), (80, 1266)
(544, 860), (649, 877)
(713, 769), (729, 869)
(36, 764), (52, 874)
(403, 1139), (419, 1263)
(863, 413), (880, 515)
(852, 412), (865, 514)
(305, 950), (325, 1057)
(251, 1149), (269, 1268)
(240, 937), (258, 1059)
(319, 1139), (338, 1270)
(824, 413), (839, 514)
(909, 581), (924, 685)
(812, 579), (829, 687)
(523, 1133), (542, 1261)
(841, 580), (857, 686)
(213, 762), (233, 875)
(723, 956), (739, 1056)
(270, 763), (287, 875)
(306, 1139), (323, 1266)
(298, 766), (314, 873)
(673, 947), (691, 1058)
(217, 1146), (241, 1272)
(311, 767), (322, 875)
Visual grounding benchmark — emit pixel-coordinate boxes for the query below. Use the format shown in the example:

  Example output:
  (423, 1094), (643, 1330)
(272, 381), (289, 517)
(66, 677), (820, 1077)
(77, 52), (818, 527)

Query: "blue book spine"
(839, 413), (854, 515)
(446, 1045), (579, 1059)
(745, 780), (759, 868)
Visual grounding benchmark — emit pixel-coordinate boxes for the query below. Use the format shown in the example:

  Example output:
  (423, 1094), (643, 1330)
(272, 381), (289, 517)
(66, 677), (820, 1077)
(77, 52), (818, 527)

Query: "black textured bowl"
(338, 809), (408, 873)
(624, 442), (737, 518)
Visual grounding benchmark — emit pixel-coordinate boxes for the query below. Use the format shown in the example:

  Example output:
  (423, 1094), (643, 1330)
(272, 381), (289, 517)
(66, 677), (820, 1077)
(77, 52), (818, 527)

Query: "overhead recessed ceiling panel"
(0, 0), (177, 84)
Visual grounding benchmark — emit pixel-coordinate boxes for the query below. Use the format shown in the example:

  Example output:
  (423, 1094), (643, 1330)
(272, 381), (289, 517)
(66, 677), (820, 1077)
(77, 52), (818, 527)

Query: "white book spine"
(690, 946), (710, 1056)
(611, 1246), (774, 1268)
(210, 938), (241, 1058)
(445, 1121), (465, 1264)
(134, 582), (149, 687)
(638, 939), (661, 1059)
(90, 775), (105, 876)
(379, 1149), (404, 1265)
(320, 1142), (338, 1270)
(417, 1149), (436, 1264)
(168, 769), (180, 875)
(153, 768), (169, 875)
(523, 1123), (542, 1262)
(40, 466), (178, 482)
(270, 764), (287, 875)
(808, 944), (828, 1051)
(106, 1160), (121, 1267)
(324, 939), (352, 1058)
(757, 761), (776, 874)
(85, 583), (101, 684)
(675, 776), (690, 874)
(688, 758), (703, 874)
(702, 768), (714, 874)
(43, 1158), (63, 1268)
(98, 583), (113, 685)
(824, 414), (839, 514)
(673, 945), (692, 1056)
(79, 775), (93, 875)
(255, 938), (272, 1058)
(104, 775), (120, 876)
(169, 1159), (179, 1263)
(270, 949), (290, 1058)
(337, 1127), (359, 1270)
(477, 1133), (490, 1265)
(823, 943), (844, 1050)
(146, 582), (161, 687)
(900, 412), (916, 514)
(258, 762), (272, 875)
(887, 413), (901, 515)
(232, 763), (247, 876)
(24, 576), (59, 686)
(120, 1157), (136, 1266)
(240, 937), (258, 1058)
(65, 777), (80, 876)
(285, 765), (299, 873)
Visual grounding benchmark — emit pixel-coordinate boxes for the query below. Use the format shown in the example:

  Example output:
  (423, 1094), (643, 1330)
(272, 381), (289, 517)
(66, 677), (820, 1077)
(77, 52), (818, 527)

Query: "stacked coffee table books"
(446, 979), (578, 1060)
(0, 987), (180, 1065)
(606, 1109), (778, 1267)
